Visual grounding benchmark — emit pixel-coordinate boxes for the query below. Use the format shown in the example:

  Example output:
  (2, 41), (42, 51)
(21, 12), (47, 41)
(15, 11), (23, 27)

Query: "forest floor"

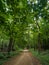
(3, 49), (42, 65)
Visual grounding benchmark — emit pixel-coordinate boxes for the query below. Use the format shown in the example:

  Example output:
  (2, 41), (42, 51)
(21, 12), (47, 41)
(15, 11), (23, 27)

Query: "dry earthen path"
(3, 50), (42, 65)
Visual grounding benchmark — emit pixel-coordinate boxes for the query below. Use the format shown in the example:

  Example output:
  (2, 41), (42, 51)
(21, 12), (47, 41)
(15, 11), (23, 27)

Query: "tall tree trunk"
(36, 20), (41, 52)
(12, 39), (15, 51)
(8, 36), (13, 52)
(38, 33), (41, 52)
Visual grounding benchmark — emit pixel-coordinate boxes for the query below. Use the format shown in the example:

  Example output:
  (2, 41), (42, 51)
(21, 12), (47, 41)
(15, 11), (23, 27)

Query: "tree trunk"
(38, 33), (41, 52)
(12, 40), (15, 51)
(8, 36), (13, 52)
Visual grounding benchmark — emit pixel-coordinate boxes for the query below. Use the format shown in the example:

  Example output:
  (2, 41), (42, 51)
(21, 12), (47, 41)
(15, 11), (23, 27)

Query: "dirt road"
(3, 50), (42, 65)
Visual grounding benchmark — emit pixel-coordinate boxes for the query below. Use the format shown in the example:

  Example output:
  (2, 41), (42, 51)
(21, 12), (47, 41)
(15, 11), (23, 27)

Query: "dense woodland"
(0, 0), (49, 53)
(0, 0), (49, 65)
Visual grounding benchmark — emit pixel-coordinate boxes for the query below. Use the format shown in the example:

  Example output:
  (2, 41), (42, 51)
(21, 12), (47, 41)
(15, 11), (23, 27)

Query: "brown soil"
(3, 50), (42, 65)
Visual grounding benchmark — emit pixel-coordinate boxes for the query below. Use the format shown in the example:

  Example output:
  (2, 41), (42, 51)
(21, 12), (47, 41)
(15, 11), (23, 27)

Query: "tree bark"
(8, 36), (13, 52)
(38, 33), (41, 52)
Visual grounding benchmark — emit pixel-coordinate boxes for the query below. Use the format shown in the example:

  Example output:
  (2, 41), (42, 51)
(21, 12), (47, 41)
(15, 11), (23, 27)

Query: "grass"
(30, 49), (49, 65)
(0, 52), (8, 65)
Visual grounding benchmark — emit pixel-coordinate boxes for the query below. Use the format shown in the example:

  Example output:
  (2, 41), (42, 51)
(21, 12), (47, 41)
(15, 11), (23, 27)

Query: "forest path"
(3, 49), (42, 65)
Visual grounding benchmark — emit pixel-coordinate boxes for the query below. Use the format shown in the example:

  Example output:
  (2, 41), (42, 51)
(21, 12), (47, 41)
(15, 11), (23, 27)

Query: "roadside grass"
(30, 49), (49, 65)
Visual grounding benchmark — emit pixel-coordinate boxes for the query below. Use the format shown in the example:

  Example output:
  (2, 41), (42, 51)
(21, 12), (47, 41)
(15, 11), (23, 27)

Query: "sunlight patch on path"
(15, 50), (33, 65)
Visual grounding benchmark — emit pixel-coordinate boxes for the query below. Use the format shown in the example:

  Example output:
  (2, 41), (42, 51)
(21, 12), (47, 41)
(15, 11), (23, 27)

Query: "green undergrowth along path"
(30, 49), (49, 65)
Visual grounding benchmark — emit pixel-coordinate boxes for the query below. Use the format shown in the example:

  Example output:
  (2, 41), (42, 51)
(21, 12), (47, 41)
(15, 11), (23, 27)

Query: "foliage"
(0, 0), (49, 53)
